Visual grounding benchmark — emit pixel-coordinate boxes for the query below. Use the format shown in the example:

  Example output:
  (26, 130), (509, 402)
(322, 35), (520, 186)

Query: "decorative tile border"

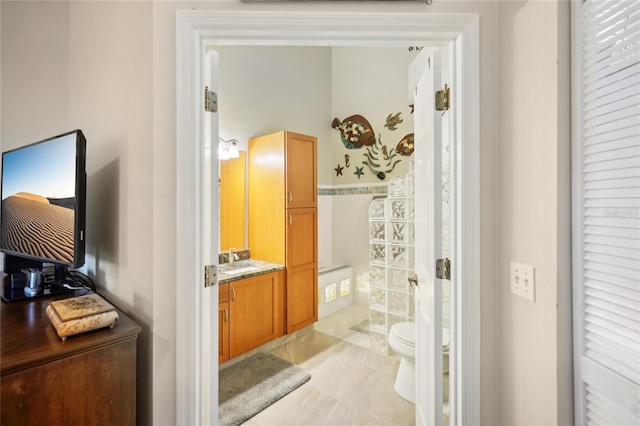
(318, 185), (388, 196)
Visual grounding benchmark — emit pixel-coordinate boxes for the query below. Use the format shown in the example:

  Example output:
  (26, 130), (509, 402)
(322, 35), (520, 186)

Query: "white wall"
(214, 46), (333, 185)
(496, 0), (573, 424)
(330, 47), (414, 185)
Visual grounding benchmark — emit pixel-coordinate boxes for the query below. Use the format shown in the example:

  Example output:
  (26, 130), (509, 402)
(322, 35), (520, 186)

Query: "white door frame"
(176, 9), (480, 425)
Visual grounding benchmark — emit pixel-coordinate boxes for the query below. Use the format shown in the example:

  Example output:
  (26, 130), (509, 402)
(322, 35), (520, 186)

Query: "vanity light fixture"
(218, 137), (240, 160)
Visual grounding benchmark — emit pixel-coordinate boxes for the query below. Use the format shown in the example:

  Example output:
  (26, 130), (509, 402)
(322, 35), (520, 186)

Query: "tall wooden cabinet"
(248, 131), (318, 333)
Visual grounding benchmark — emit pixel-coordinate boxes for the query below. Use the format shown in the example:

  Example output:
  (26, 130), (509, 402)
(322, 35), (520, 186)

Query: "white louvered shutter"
(573, 0), (640, 424)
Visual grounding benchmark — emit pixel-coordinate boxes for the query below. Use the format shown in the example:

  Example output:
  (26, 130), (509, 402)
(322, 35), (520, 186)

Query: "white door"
(410, 48), (443, 425)
(572, 1), (640, 424)
(202, 49), (220, 424)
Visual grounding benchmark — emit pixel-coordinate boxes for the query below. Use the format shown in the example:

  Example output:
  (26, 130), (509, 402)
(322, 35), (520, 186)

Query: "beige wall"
(496, 0), (573, 424)
(1, 0), (573, 424)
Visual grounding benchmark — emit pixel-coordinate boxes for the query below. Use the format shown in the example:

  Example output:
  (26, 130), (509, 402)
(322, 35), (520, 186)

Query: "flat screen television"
(1, 130), (86, 272)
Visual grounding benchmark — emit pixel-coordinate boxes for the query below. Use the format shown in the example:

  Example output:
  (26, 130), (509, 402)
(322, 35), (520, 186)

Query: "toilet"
(388, 322), (450, 403)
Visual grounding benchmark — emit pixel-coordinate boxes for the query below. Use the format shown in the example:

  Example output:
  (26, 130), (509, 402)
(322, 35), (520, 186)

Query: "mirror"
(219, 151), (247, 252)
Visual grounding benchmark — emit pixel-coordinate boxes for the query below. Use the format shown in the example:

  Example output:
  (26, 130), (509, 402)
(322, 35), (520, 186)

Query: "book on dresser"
(46, 293), (119, 340)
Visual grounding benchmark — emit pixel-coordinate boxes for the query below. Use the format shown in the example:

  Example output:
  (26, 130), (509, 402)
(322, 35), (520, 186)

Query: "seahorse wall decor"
(362, 134), (402, 180)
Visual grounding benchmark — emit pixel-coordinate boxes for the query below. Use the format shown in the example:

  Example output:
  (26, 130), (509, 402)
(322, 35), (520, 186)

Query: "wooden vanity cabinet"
(218, 271), (285, 363)
(218, 283), (230, 364)
(248, 131), (318, 334)
(229, 271), (283, 358)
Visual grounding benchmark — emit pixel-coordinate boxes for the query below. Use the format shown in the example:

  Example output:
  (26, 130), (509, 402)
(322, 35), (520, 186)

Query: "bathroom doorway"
(176, 9), (480, 425)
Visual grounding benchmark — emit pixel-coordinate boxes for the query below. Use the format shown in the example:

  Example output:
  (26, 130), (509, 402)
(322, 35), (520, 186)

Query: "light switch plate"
(510, 262), (535, 301)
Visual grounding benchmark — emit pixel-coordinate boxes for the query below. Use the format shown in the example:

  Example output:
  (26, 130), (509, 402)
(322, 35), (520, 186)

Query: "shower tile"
(369, 287), (386, 312)
(388, 176), (406, 196)
(369, 221), (386, 241)
(388, 291), (408, 316)
(369, 243), (386, 265)
(369, 309), (386, 334)
(389, 245), (407, 268)
(389, 221), (407, 244)
(368, 199), (385, 219)
(388, 268), (408, 292)
(369, 266), (386, 289)
(390, 200), (406, 219)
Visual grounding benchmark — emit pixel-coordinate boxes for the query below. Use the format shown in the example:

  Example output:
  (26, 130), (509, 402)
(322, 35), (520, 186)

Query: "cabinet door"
(229, 272), (280, 358)
(286, 208), (318, 333)
(285, 132), (317, 208)
(286, 265), (318, 333)
(286, 208), (317, 268)
(218, 302), (229, 364)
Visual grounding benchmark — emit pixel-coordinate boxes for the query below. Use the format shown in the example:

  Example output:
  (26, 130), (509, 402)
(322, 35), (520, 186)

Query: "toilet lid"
(390, 322), (415, 346)
(391, 323), (450, 348)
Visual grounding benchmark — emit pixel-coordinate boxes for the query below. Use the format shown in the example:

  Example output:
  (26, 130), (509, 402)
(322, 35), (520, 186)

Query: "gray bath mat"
(219, 352), (311, 426)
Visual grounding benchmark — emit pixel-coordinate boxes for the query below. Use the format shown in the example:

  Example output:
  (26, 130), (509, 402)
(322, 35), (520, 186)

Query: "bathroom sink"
(221, 266), (258, 275)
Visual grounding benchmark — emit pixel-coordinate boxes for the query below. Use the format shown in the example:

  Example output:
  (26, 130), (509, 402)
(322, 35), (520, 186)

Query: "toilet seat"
(390, 322), (451, 348)
(390, 322), (415, 347)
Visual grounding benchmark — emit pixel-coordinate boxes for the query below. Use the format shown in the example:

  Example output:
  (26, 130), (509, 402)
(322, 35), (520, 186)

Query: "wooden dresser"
(1, 289), (141, 425)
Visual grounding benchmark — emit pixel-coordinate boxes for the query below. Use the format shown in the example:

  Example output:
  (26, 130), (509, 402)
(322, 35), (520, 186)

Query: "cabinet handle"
(231, 287), (236, 301)
(289, 192), (293, 203)
(224, 307), (228, 322)
(289, 214), (293, 225)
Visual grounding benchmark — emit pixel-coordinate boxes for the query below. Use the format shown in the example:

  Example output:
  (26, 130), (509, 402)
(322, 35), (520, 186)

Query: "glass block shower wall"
(368, 160), (416, 355)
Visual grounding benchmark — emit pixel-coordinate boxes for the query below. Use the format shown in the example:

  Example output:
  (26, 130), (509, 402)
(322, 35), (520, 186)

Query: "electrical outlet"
(510, 262), (535, 301)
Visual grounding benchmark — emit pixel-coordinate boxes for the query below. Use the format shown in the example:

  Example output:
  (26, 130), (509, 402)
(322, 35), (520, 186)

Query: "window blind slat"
(585, 269), (639, 292)
(585, 309), (639, 339)
(582, 3), (640, 43)
(584, 136), (640, 155)
(585, 278), (640, 301)
(584, 187), (640, 199)
(584, 123), (640, 146)
(586, 287), (640, 311)
(583, 62), (640, 96)
(583, 93), (640, 119)
(584, 196), (640, 208)
(584, 251), (640, 270)
(583, 69), (640, 102)
(585, 233), (640, 250)
(583, 155), (640, 172)
(583, 115), (640, 137)
(585, 241), (640, 260)
(590, 26), (640, 64)
(585, 259), (640, 280)
(584, 176), (640, 189)
(584, 103), (640, 129)
(586, 331), (640, 362)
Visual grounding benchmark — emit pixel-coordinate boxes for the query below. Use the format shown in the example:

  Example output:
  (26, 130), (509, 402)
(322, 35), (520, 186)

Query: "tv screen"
(1, 130), (86, 269)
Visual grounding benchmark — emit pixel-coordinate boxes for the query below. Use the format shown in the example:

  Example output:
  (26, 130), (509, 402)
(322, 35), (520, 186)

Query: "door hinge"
(204, 86), (217, 113)
(435, 84), (450, 112)
(436, 258), (451, 280)
(204, 264), (217, 288)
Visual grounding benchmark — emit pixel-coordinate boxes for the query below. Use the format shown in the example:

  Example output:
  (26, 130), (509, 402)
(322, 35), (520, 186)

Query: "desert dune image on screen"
(1, 134), (77, 264)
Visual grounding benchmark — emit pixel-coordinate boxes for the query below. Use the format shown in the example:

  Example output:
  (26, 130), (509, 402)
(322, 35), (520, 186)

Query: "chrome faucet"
(229, 248), (239, 267)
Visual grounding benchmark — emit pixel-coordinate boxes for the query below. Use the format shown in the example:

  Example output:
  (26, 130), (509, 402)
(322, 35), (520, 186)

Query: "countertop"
(218, 259), (285, 283)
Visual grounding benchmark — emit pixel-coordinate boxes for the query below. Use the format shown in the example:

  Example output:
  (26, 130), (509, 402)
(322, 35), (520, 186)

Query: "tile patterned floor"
(243, 330), (415, 426)
(243, 306), (416, 426)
